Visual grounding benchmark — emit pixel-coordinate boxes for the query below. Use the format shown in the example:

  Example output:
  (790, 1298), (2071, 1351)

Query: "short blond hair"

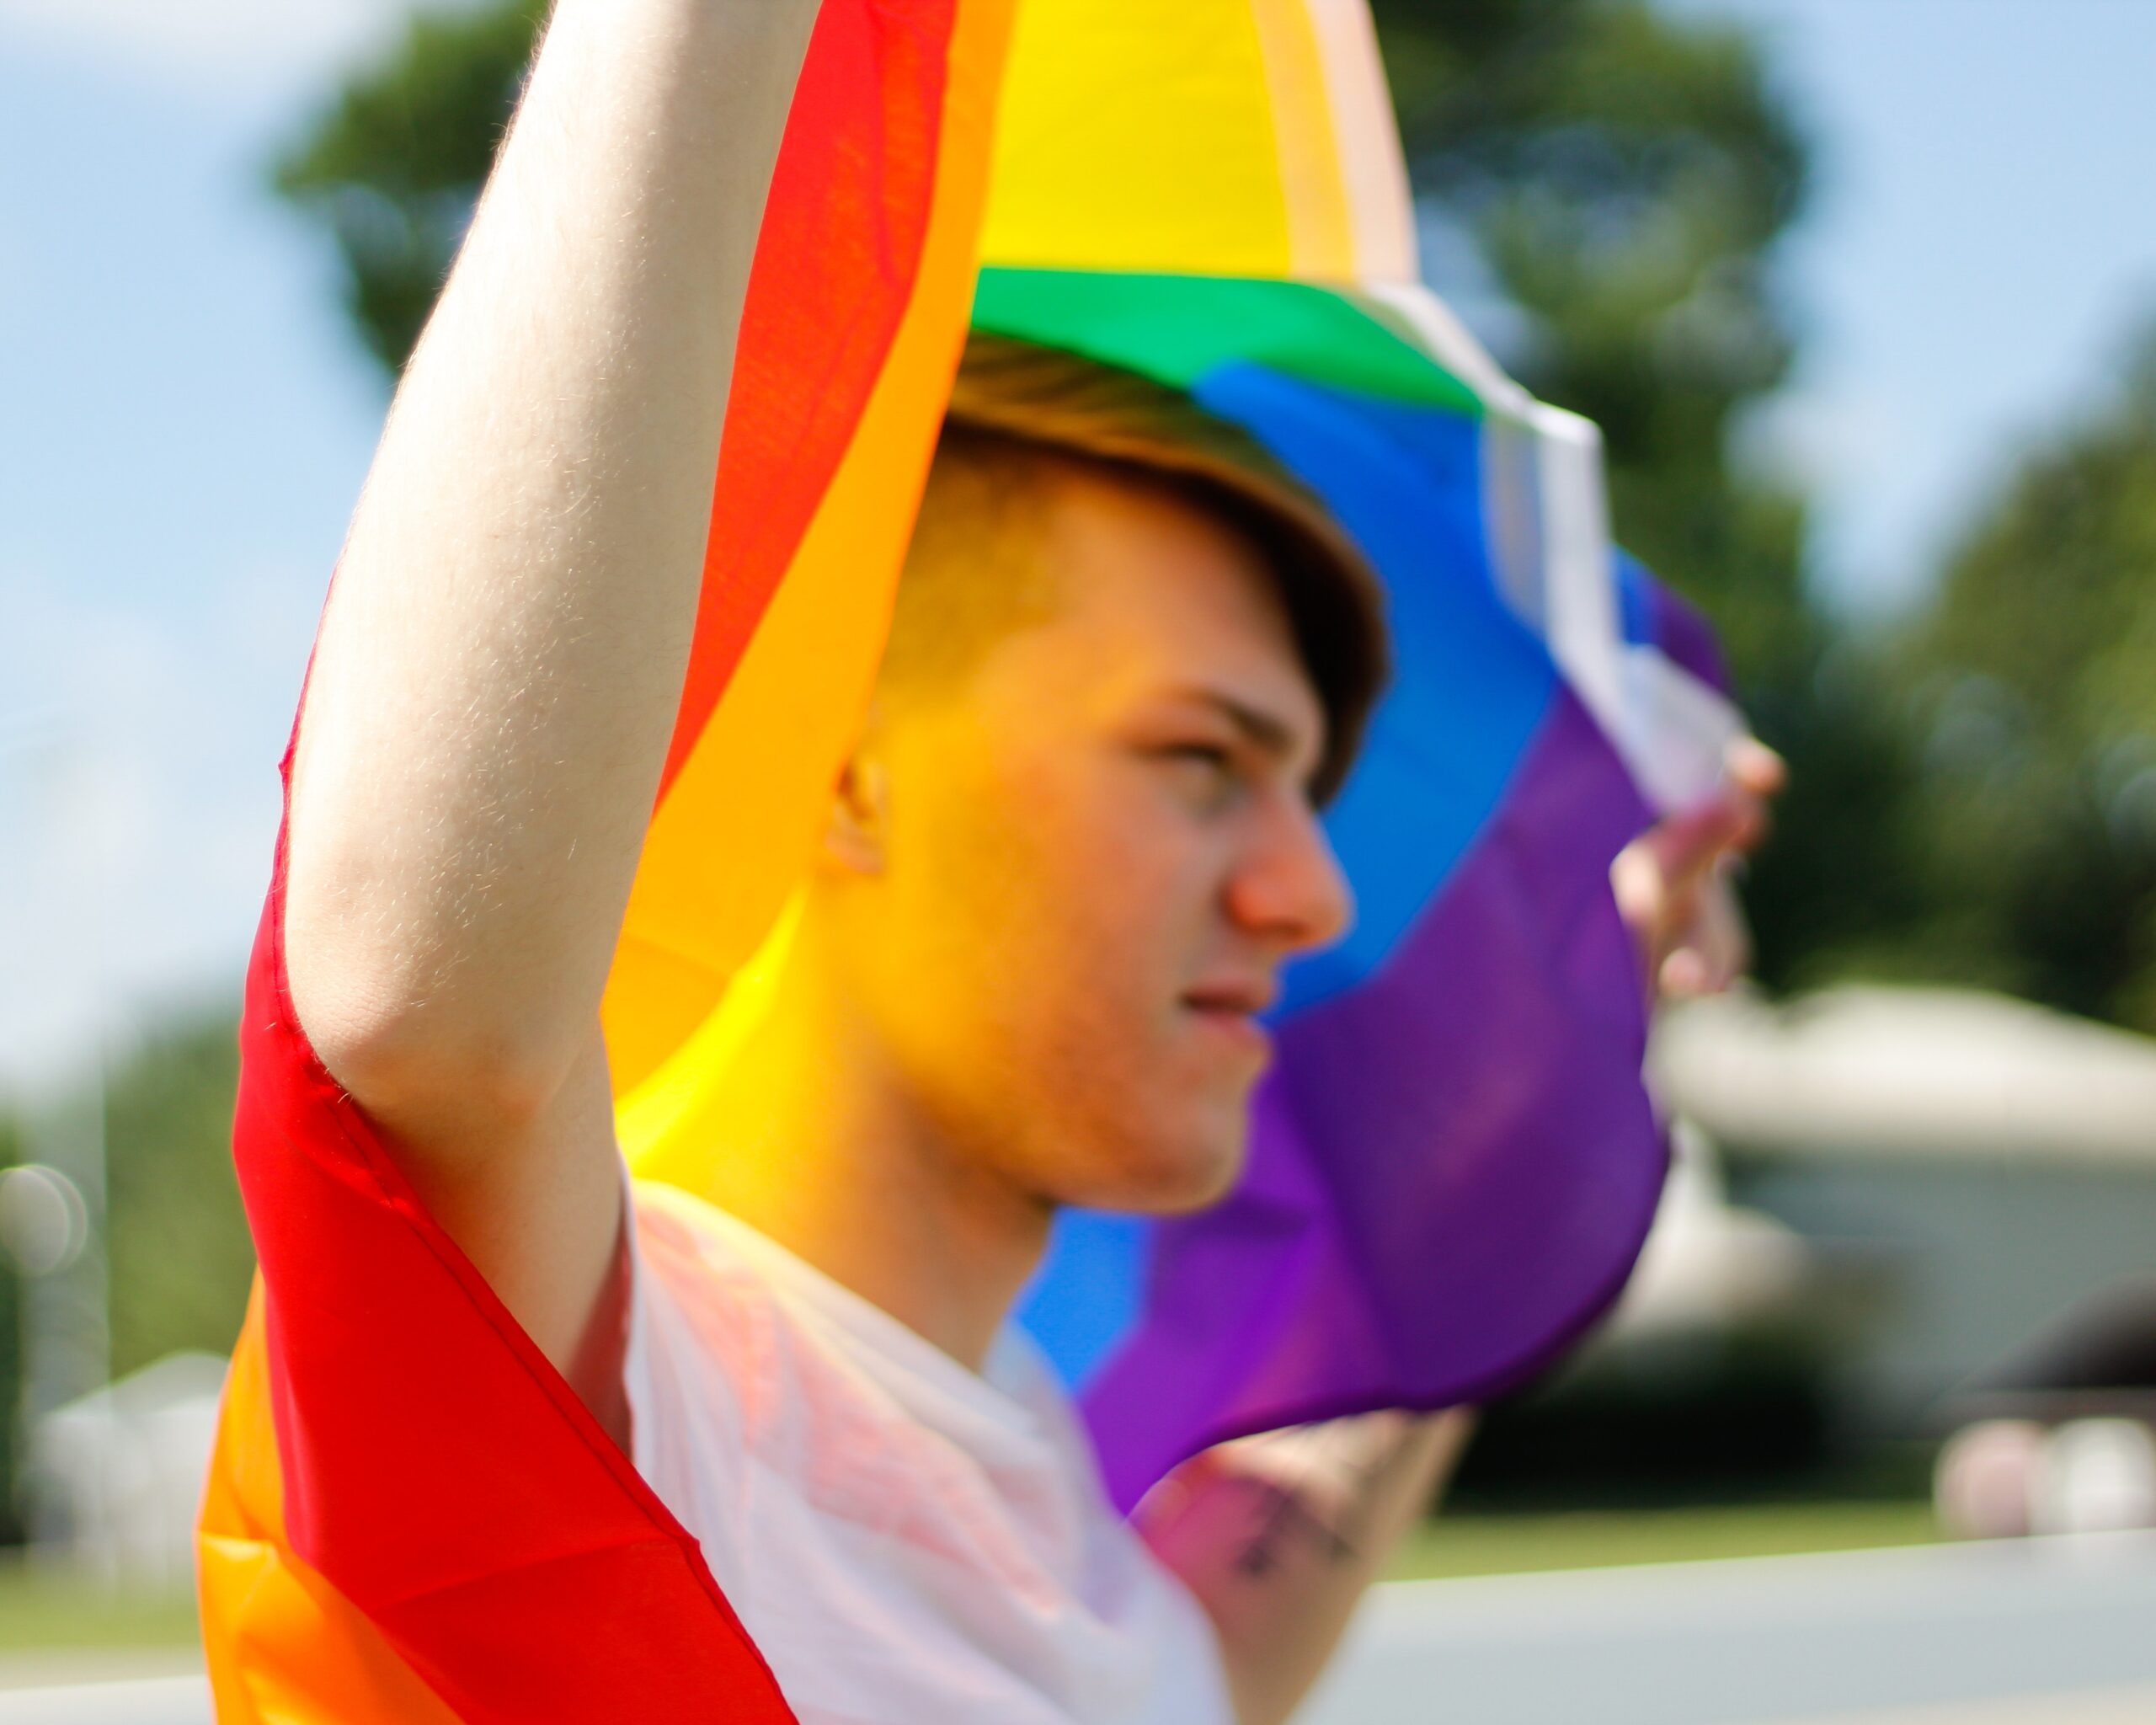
(880, 334), (1387, 804)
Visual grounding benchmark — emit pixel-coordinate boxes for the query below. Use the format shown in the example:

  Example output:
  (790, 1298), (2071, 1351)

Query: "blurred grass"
(0, 1557), (198, 1652)
(1390, 1498), (1940, 1581)
(0, 1501), (1937, 1650)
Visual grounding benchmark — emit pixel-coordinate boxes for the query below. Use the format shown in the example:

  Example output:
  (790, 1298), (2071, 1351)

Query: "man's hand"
(1610, 736), (1786, 1001)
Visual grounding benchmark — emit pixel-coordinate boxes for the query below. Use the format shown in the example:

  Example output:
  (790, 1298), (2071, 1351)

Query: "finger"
(1725, 735), (1787, 798)
(1609, 838), (1670, 935)
(1659, 945), (1713, 999)
(1645, 794), (1761, 894)
(1646, 738), (1783, 873)
(1659, 873), (1752, 1000)
(1644, 794), (1750, 870)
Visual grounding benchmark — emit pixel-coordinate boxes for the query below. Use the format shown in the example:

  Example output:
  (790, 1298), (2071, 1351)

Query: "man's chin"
(1086, 1119), (1250, 1216)
(1135, 1162), (1241, 1216)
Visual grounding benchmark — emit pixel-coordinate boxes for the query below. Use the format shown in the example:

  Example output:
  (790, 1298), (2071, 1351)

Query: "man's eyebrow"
(1166, 685), (1321, 769)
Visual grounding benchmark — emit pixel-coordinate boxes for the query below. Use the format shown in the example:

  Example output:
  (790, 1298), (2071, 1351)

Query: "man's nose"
(1225, 794), (1354, 954)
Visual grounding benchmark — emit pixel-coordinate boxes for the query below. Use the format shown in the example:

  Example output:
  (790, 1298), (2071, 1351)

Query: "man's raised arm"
(281, 0), (819, 1382)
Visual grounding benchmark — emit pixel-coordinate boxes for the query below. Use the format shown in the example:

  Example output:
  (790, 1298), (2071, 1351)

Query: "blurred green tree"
(274, 0), (1920, 991)
(1891, 326), (2156, 1031)
(274, 1), (547, 376)
(101, 1012), (254, 1378)
(0, 1016), (252, 1535)
(1, 1114), (20, 1544)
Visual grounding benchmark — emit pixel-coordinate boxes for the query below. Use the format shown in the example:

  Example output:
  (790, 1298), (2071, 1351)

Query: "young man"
(270, 2), (1775, 1721)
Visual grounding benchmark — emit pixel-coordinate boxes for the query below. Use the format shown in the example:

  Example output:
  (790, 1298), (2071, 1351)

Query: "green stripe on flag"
(972, 270), (1486, 418)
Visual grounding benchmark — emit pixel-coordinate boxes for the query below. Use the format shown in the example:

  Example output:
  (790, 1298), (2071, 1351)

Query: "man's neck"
(673, 931), (1054, 1374)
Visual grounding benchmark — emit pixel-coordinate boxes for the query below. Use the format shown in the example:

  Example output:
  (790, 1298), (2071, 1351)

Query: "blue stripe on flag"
(1189, 366), (1559, 1017)
(1017, 1210), (1150, 1384)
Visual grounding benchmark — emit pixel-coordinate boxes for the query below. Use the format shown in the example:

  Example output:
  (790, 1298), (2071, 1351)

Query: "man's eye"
(1159, 744), (1242, 804)
(1165, 743), (1234, 774)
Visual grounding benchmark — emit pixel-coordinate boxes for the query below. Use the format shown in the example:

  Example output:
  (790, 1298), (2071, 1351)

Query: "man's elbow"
(287, 945), (585, 1158)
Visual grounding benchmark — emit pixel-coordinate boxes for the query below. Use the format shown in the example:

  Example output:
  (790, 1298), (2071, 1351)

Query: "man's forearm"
(1142, 1411), (1476, 1725)
(286, 0), (820, 1141)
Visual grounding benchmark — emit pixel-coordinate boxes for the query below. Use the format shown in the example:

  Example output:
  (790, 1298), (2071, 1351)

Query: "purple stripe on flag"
(1081, 692), (1665, 1511)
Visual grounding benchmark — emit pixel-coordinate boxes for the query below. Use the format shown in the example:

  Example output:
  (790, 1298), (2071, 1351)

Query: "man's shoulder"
(625, 1179), (789, 1364)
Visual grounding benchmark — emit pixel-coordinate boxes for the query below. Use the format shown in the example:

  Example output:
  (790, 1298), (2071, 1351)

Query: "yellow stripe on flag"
(984, 0), (1297, 275)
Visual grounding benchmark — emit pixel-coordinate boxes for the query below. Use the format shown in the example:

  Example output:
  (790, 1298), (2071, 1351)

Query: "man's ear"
(821, 752), (890, 876)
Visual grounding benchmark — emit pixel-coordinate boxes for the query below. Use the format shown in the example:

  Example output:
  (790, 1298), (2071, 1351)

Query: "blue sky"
(2, 0), (2153, 1087)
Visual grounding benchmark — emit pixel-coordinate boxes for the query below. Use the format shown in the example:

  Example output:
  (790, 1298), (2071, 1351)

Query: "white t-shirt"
(622, 1181), (1236, 1725)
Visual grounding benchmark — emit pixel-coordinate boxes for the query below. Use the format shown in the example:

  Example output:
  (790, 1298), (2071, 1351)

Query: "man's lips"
(1182, 980), (1278, 1017)
(1180, 980), (1278, 1060)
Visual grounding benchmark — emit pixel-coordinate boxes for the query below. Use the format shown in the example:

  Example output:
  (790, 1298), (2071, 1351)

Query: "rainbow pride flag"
(200, 0), (1737, 1717)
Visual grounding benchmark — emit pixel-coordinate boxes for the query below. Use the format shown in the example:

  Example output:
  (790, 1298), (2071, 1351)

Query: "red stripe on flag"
(659, 0), (958, 798)
(237, 828), (797, 1722)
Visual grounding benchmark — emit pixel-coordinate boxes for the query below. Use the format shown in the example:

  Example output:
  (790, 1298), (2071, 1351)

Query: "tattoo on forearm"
(1234, 1481), (1356, 1578)
(1230, 1421), (1412, 1578)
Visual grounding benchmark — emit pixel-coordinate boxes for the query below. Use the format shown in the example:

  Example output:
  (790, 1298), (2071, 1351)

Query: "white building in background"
(1650, 985), (2156, 1432)
(27, 1350), (226, 1589)
(1605, 1117), (1812, 1339)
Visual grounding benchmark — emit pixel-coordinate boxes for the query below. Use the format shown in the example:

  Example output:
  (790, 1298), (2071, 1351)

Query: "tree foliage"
(274, 1), (547, 375)
(0, 1114), (19, 1543)
(1, 1014), (254, 1530)
(1890, 328), (2156, 1031)
(100, 1012), (256, 1379)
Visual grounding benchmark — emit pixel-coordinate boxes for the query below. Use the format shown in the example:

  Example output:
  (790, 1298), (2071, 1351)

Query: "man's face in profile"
(825, 461), (1355, 1216)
